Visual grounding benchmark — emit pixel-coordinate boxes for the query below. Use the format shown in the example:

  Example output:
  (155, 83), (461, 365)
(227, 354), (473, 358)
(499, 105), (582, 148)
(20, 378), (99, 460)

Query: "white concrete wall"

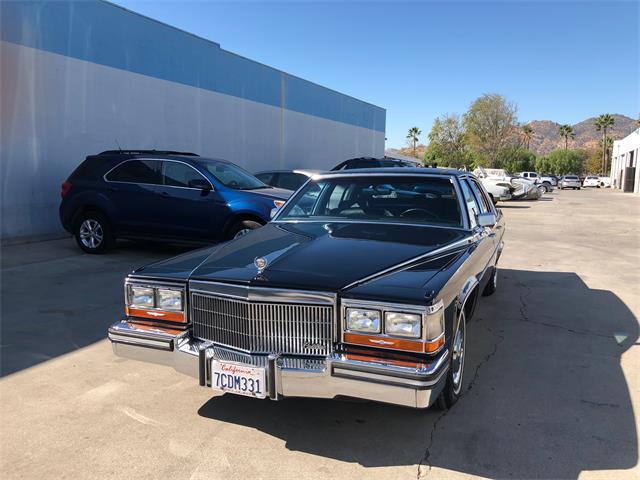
(610, 128), (640, 194)
(0, 41), (384, 240)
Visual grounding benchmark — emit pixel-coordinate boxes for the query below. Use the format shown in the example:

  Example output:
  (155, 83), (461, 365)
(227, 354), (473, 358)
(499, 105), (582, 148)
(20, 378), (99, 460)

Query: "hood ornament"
(254, 256), (268, 274)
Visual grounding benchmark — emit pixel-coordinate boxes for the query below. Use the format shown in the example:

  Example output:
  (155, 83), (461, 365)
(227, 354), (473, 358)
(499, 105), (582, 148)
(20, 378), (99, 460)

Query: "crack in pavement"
(416, 318), (504, 479)
(517, 282), (613, 340)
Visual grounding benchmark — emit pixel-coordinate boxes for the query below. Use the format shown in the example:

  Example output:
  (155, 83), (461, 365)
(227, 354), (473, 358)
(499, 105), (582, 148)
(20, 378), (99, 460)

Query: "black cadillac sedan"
(108, 168), (505, 410)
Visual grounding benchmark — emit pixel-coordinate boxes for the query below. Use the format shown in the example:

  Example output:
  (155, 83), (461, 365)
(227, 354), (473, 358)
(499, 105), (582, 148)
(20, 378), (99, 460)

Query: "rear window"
(565, 176), (579, 180)
(68, 156), (107, 179)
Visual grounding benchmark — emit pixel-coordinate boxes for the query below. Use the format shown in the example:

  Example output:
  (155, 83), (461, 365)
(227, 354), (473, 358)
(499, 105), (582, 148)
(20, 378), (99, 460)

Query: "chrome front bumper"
(109, 321), (449, 409)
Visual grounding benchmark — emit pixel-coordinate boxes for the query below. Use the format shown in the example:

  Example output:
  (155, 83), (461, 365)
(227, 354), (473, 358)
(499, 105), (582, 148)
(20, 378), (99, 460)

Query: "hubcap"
(451, 312), (466, 395)
(79, 219), (103, 249)
(234, 228), (251, 239)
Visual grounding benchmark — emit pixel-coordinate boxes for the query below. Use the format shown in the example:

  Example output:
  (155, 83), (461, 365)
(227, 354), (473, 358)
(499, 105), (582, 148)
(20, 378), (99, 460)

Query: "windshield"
(277, 175), (462, 227)
(199, 161), (267, 190)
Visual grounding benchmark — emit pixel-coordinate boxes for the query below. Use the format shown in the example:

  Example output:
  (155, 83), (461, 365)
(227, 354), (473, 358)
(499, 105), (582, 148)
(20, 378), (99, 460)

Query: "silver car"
(559, 175), (582, 190)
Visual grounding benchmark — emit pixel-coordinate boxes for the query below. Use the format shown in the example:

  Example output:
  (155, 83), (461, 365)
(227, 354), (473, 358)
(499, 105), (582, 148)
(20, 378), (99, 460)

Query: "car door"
(103, 159), (165, 234)
(155, 160), (228, 241)
(459, 178), (497, 288)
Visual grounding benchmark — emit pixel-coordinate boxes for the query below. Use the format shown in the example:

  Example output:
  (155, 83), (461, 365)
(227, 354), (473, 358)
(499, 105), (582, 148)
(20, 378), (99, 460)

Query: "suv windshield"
(278, 175), (462, 227)
(199, 160), (267, 190)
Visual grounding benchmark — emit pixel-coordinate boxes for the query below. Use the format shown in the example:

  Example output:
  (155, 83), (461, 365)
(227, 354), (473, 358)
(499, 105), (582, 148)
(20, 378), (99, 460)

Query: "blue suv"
(59, 150), (291, 253)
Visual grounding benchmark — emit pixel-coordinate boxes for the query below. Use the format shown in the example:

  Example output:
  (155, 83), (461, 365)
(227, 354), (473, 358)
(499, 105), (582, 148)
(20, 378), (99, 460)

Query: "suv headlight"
(346, 308), (381, 333)
(384, 312), (421, 338)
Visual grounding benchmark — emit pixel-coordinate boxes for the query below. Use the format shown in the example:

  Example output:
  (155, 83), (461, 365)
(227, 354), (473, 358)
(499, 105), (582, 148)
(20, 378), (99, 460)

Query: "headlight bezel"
(124, 279), (186, 321)
(341, 298), (445, 352)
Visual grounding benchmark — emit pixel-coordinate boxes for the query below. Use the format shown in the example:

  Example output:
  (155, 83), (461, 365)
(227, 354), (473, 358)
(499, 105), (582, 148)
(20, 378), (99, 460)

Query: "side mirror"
(477, 212), (496, 228)
(188, 178), (212, 191)
(270, 207), (279, 219)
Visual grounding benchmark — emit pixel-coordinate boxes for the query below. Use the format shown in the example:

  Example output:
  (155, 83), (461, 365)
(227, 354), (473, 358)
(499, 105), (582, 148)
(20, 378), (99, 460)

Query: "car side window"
(278, 173), (306, 191)
(161, 161), (209, 188)
(106, 160), (161, 184)
(255, 172), (276, 186)
(459, 179), (480, 227)
(468, 179), (492, 214)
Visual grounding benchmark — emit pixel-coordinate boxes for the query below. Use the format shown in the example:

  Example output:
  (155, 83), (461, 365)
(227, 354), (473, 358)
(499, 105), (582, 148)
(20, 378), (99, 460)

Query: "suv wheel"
(226, 220), (263, 240)
(436, 309), (467, 409)
(74, 211), (114, 254)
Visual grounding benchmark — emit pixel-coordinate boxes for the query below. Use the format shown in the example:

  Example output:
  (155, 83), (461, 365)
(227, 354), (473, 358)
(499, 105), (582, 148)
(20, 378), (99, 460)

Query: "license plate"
(210, 361), (266, 399)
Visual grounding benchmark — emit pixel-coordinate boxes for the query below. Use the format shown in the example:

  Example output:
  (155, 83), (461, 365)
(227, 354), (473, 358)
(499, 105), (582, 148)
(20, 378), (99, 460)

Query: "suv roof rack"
(98, 150), (199, 156)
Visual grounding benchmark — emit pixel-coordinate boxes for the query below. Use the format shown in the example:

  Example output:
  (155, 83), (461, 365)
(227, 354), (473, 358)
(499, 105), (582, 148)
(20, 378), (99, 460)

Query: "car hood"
(246, 187), (291, 201)
(180, 222), (469, 291)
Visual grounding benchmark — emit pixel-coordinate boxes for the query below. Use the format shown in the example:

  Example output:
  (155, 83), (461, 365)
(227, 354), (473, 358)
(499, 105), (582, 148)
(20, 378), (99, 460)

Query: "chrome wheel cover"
(451, 312), (466, 395)
(234, 228), (251, 239)
(79, 219), (103, 249)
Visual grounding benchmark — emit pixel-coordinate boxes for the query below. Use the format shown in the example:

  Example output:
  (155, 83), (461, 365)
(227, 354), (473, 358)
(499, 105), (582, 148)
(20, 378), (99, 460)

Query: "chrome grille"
(191, 291), (335, 356)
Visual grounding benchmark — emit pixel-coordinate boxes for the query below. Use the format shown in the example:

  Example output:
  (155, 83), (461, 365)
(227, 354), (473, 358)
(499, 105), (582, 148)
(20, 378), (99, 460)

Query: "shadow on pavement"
(0, 238), (195, 376)
(198, 269), (638, 479)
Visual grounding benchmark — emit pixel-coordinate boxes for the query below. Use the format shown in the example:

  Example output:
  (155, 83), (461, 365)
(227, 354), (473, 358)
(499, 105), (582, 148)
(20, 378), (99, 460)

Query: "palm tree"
(406, 127), (421, 157)
(558, 124), (575, 150)
(521, 124), (534, 150)
(595, 114), (615, 173)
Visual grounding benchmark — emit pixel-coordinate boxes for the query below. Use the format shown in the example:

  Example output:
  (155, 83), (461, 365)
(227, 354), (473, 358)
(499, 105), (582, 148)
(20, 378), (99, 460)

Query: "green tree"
(463, 94), (519, 167)
(425, 114), (471, 168)
(558, 124), (575, 150)
(595, 114), (615, 173)
(585, 149), (602, 174)
(521, 124), (534, 150)
(406, 127), (421, 158)
(495, 147), (537, 173)
(540, 149), (587, 175)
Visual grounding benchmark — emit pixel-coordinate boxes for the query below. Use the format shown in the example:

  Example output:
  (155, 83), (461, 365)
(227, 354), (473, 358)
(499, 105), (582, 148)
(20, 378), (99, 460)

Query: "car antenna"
(115, 138), (122, 153)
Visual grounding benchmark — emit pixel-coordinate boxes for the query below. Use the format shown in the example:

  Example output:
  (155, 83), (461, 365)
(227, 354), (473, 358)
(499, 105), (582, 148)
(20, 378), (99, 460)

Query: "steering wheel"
(400, 208), (438, 219)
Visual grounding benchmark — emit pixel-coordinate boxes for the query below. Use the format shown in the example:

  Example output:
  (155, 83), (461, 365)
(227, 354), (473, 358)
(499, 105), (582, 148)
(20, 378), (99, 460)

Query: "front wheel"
(74, 211), (114, 254)
(435, 309), (466, 409)
(226, 219), (263, 240)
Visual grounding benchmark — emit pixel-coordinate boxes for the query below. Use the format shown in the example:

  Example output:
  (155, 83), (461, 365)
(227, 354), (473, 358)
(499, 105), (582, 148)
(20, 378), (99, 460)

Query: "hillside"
(390, 114), (637, 158)
(522, 114), (635, 154)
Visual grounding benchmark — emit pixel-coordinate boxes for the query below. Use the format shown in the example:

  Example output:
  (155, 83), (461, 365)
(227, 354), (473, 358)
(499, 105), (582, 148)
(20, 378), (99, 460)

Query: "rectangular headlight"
(128, 286), (154, 308)
(385, 311), (422, 338)
(346, 308), (381, 333)
(156, 288), (183, 311)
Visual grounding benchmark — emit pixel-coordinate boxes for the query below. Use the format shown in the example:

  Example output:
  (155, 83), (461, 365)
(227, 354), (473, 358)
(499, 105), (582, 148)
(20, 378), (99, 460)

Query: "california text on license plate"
(211, 361), (267, 399)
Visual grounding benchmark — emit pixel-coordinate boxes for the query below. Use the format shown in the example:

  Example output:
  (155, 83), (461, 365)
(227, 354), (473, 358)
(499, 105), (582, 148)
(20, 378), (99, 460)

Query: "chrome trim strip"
(342, 235), (473, 291)
(188, 280), (336, 305)
(103, 158), (214, 191)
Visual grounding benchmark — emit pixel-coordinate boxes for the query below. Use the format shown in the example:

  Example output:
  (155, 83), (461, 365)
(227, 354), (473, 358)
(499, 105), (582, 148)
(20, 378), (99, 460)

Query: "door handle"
(488, 232), (496, 237)
(108, 186), (118, 192)
(159, 191), (170, 198)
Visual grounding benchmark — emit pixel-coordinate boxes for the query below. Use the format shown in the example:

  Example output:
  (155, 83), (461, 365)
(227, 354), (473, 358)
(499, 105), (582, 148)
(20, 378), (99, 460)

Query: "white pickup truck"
(519, 171), (557, 191)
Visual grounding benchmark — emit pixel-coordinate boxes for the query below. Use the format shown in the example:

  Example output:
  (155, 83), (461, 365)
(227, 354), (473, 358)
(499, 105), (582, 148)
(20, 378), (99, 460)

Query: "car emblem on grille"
(254, 256), (268, 274)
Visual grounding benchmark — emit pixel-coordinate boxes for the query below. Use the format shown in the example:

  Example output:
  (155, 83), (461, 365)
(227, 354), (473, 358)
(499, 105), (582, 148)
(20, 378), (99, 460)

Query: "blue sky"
(113, 0), (638, 148)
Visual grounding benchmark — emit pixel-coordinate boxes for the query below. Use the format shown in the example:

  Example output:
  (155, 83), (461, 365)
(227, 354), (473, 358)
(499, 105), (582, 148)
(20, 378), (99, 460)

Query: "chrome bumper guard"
(109, 321), (449, 408)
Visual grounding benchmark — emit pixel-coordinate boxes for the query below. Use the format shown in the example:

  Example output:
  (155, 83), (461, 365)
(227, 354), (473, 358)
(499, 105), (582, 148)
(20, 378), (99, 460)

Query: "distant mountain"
(527, 114), (637, 154)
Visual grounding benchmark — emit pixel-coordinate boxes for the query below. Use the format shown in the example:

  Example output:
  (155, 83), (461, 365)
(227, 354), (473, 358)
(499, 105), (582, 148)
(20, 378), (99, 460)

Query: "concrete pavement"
(1, 188), (638, 479)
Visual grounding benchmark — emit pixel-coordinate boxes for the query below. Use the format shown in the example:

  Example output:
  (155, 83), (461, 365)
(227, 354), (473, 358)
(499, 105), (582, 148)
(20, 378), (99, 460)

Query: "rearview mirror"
(477, 212), (496, 228)
(188, 178), (212, 191)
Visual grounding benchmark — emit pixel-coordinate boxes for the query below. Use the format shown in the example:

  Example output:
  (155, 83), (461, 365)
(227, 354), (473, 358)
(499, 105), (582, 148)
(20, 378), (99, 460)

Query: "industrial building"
(0, 0), (386, 241)
(610, 127), (639, 194)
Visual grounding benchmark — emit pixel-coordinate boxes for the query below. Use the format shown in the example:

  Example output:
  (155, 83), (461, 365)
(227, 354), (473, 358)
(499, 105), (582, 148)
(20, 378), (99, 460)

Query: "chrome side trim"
(103, 158), (214, 191)
(342, 236), (473, 291)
